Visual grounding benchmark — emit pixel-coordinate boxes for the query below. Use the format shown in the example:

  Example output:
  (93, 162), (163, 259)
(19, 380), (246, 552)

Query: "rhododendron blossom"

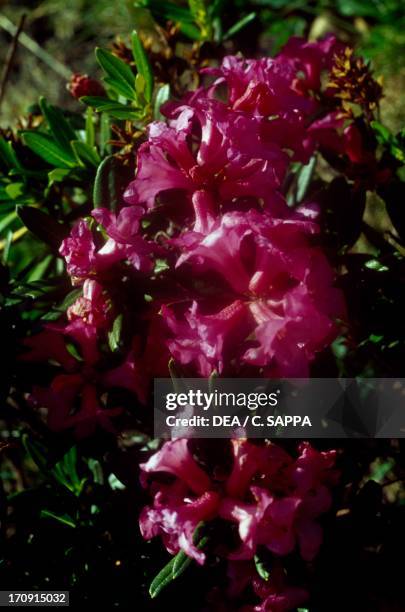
(139, 439), (338, 565)
(163, 210), (345, 376)
(124, 99), (289, 223)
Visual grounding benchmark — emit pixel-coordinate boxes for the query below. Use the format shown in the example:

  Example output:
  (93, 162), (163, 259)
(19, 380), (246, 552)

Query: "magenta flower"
(163, 210), (345, 376)
(203, 55), (315, 117)
(140, 490), (220, 564)
(67, 279), (110, 328)
(141, 439), (211, 495)
(24, 319), (153, 436)
(251, 562), (309, 611)
(124, 99), (289, 226)
(139, 440), (338, 565)
(59, 219), (98, 284)
(277, 35), (344, 93)
(32, 378), (122, 438)
(91, 206), (155, 272)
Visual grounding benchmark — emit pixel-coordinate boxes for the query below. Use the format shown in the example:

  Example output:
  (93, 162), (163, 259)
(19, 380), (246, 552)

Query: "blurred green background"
(1, 0), (405, 130)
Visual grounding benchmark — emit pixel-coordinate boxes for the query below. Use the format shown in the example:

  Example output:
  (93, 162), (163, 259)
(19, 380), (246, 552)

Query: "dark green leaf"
(371, 120), (392, 144)
(149, 525), (207, 598)
(149, 556), (177, 599)
(51, 446), (86, 496)
(0, 137), (20, 169)
(22, 434), (48, 473)
(40, 510), (76, 528)
(223, 12), (256, 40)
(81, 96), (140, 120)
(141, 0), (194, 23)
(95, 48), (137, 100)
(39, 97), (76, 153)
(93, 155), (132, 211)
(71, 140), (100, 167)
(21, 132), (77, 168)
(131, 30), (154, 103)
(17, 205), (67, 250)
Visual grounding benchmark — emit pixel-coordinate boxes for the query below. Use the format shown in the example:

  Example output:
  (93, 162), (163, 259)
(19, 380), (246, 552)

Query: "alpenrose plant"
(13, 30), (403, 610)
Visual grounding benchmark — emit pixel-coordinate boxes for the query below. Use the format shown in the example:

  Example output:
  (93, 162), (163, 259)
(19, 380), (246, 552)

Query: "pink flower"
(162, 300), (248, 377)
(141, 439), (211, 495)
(25, 325), (151, 436)
(32, 378), (122, 438)
(203, 55), (315, 117)
(67, 279), (111, 328)
(91, 206), (155, 272)
(124, 99), (288, 225)
(252, 563), (309, 611)
(277, 35), (344, 93)
(163, 210), (345, 376)
(59, 219), (97, 284)
(139, 440), (338, 565)
(21, 328), (77, 371)
(140, 490), (220, 564)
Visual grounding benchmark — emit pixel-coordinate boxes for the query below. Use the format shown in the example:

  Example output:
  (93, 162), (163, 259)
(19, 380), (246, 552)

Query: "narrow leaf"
(131, 30), (154, 103)
(71, 140), (100, 167)
(81, 96), (140, 120)
(17, 205), (67, 250)
(21, 132), (77, 168)
(40, 510), (76, 528)
(95, 48), (136, 99)
(223, 12), (256, 40)
(39, 97), (76, 153)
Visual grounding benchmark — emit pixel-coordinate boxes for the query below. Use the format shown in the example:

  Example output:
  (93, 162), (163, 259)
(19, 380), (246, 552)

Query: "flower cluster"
(22, 36), (349, 435)
(19, 34), (355, 609)
(140, 439), (338, 609)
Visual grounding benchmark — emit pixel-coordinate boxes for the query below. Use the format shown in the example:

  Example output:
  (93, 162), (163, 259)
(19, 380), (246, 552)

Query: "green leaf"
(100, 113), (111, 155)
(71, 140), (100, 167)
(81, 96), (141, 120)
(95, 48), (137, 100)
(223, 12), (256, 40)
(39, 97), (76, 154)
(0, 210), (18, 235)
(40, 510), (76, 528)
(26, 254), (53, 282)
(21, 132), (77, 168)
(142, 0), (194, 23)
(149, 556), (177, 599)
(154, 84), (170, 120)
(103, 76), (138, 101)
(85, 107), (95, 148)
(131, 30), (154, 103)
(93, 155), (130, 211)
(296, 155), (316, 203)
(48, 168), (71, 186)
(149, 530), (207, 598)
(254, 553), (270, 581)
(0, 137), (20, 169)
(178, 21), (202, 40)
(5, 182), (24, 200)
(17, 205), (67, 250)
(365, 259), (389, 272)
(371, 120), (392, 145)
(108, 313), (123, 352)
(51, 446), (86, 496)
(22, 434), (48, 473)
